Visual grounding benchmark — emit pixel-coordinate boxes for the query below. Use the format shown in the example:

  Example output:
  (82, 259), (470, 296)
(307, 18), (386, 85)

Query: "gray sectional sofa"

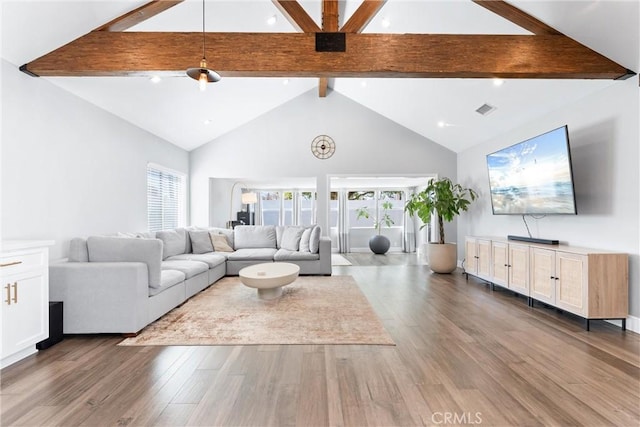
(50, 225), (331, 335)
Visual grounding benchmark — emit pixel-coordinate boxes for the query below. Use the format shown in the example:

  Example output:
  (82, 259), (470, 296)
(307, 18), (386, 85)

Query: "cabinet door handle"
(11, 282), (18, 303)
(550, 276), (555, 280)
(0, 261), (22, 268)
(4, 283), (11, 305)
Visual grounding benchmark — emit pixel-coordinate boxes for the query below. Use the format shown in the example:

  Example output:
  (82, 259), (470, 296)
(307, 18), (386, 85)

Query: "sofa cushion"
(161, 260), (208, 279)
(167, 253), (227, 269)
(274, 249), (320, 261)
(87, 236), (163, 288)
(149, 269), (187, 296)
(309, 225), (322, 254)
(234, 225), (276, 249)
(189, 230), (214, 254)
(210, 233), (234, 252)
(299, 227), (312, 252)
(281, 226), (305, 251)
(68, 237), (89, 262)
(226, 248), (277, 261)
(157, 229), (187, 259)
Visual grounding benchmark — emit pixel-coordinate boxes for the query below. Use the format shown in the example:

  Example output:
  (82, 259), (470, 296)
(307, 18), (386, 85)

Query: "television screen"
(486, 126), (577, 215)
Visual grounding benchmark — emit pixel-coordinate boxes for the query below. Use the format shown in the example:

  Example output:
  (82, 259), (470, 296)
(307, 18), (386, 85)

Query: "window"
(329, 191), (339, 228)
(300, 192), (315, 226)
(260, 191), (280, 225)
(283, 191), (294, 225)
(380, 190), (404, 227)
(348, 191), (375, 227)
(147, 164), (186, 232)
(256, 190), (317, 226)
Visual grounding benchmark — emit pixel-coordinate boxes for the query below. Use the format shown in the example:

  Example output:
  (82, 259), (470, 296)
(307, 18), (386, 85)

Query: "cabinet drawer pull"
(12, 282), (18, 303)
(0, 261), (22, 268)
(4, 283), (10, 305)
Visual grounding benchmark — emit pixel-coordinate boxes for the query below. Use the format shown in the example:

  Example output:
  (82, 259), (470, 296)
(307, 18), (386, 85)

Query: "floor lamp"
(241, 192), (258, 225)
(228, 182), (257, 227)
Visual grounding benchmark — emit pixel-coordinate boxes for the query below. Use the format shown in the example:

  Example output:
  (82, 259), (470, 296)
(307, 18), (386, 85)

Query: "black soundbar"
(508, 235), (559, 245)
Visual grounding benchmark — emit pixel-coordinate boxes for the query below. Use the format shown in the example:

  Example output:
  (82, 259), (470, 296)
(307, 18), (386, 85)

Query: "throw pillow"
(189, 230), (214, 254)
(156, 229), (186, 259)
(68, 237), (89, 262)
(281, 227), (305, 251)
(299, 227), (312, 252)
(206, 227), (234, 248)
(309, 225), (322, 253)
(210, 233), (234, 252)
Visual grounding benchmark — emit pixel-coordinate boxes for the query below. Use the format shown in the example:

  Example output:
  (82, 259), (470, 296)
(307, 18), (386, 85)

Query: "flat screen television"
(486, 125), (577, 215)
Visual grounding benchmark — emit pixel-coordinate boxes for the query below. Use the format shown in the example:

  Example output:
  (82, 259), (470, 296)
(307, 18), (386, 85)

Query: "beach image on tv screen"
(487, 127), (576, 214)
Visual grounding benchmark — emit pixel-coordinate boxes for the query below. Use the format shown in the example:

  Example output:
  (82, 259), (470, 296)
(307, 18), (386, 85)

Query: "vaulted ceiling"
(2, 0), (638, 152)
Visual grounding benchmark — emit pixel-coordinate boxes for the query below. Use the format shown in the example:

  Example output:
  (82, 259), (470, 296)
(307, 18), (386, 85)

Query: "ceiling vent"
(475, 103), (497, 116)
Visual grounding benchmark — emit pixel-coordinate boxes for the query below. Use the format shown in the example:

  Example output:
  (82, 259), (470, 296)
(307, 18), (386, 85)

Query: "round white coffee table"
(239, 262), (300, 300)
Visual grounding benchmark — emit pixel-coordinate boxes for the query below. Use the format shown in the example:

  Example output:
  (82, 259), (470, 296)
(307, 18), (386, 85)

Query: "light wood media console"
(465, 236), (629, 330)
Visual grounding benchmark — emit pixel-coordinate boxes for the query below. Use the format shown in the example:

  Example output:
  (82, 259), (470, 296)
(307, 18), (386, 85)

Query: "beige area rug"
(331, 253), (353, 266)
(119, 275), (394, 346)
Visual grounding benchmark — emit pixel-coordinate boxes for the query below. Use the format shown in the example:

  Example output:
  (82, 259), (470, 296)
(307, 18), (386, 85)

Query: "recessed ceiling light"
(438, 121), (446, 128)
(204, 119), (212, 125)
(493, 78), (504, 86)
(267, 15), (277, 25)
(361, 81), (367, 87)
(149, 75), (162, 84)
(381, 17), (391, 28)
(283, 79), (289, 85)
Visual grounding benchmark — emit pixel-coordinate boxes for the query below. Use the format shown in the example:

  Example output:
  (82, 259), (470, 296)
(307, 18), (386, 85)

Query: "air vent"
(475, 103), (497, 116)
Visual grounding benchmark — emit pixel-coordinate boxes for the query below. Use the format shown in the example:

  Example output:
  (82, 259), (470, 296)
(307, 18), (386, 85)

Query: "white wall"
(1, 60), (189, 260)
(457, 76), (640, 318)
(190, 89), (457, 238)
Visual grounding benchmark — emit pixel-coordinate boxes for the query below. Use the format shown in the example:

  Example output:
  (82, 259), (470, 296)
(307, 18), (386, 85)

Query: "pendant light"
(186, 0), (221, 90)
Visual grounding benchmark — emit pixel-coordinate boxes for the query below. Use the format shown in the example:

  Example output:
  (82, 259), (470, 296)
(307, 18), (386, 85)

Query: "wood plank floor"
(2, 259), (639, 426)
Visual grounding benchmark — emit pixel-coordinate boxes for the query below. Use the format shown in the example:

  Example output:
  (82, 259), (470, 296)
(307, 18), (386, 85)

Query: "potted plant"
(356, 201), (394, 254)
(405, 177), (477, 273)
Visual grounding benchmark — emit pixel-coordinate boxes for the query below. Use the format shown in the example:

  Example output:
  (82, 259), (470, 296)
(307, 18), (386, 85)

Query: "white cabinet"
(466, 236), (629, 330)
(1, 241), (54, 369)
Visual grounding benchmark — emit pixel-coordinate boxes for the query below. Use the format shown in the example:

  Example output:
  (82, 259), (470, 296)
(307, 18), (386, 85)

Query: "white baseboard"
(606, 315), (640, 334)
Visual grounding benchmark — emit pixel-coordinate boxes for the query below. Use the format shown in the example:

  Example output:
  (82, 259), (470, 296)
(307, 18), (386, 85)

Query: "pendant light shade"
(186, 0), (220, 90)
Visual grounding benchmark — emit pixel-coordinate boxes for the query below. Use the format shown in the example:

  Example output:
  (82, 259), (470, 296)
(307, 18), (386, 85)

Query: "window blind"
(147, 164), (186, 232)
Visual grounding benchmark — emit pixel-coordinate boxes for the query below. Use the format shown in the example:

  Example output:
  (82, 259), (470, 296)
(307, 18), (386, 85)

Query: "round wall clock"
(311, 135), (336, 159)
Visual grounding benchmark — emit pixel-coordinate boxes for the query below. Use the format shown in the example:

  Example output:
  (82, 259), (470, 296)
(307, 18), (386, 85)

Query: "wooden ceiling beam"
(319, 0), (339, 97)
(22, 32), (634, 80)
(341, 0), (387, 33)
(322, 0), (339, 32)
(319, 77), (329, 97)
(272, 0), (321, 33)
(472, 0), (561, 35)
(95, 0), (185, 32)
